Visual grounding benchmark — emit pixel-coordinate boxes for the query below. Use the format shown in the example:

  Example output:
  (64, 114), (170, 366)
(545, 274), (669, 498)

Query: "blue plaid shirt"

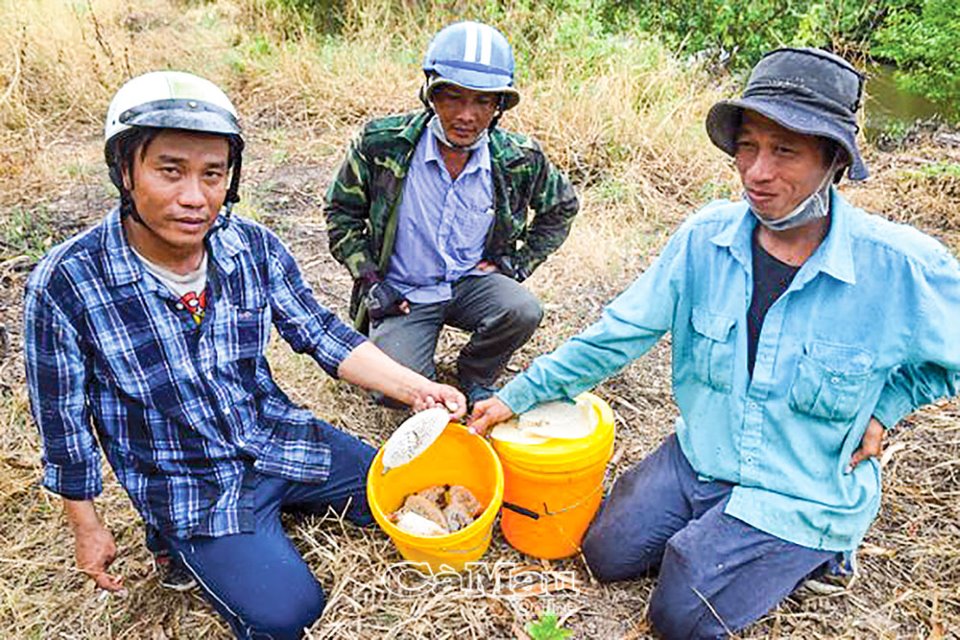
(24, 209), (366, 539)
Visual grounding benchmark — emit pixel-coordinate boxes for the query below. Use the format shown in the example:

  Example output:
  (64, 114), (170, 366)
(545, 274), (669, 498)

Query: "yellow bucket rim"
(367, 423), (505, 548)
(492, 392), (616, 472)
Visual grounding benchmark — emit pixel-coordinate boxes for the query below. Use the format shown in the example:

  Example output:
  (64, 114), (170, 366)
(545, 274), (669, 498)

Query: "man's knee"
(244, 582), (326, 640)
(581, 513), (660, 583)
(647, 540), (726, 640)
(502, 294), (542, 335)
(368, 314), (439, 379)
(648, 588), (693, 639)
(581, 526), (621, 583)
(648, 593), (728, 640)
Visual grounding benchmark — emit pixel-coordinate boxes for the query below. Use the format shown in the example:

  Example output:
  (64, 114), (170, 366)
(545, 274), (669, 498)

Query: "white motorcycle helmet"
(104, 71), (244, 219)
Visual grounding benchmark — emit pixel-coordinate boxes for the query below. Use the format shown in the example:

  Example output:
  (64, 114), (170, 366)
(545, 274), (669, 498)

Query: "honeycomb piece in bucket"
(443, 502), (474, 532)
(390, 484), (485, 535)
(443, 485), (484, 532)
(381, 407), (451, 472)
(391, 494), (447, 531)
(393, 510), (448, 537)
(518, 399), (597, 440)
(416, 484), (447, 504)
(447, 485), (482, 516)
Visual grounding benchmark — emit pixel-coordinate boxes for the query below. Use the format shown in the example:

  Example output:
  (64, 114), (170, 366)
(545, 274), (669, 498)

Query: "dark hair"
(108, 128), (160, 218)
(114, 128), (161, 191)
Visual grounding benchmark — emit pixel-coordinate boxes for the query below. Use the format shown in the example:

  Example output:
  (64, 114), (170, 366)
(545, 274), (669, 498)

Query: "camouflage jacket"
(324, 110), (579, 331)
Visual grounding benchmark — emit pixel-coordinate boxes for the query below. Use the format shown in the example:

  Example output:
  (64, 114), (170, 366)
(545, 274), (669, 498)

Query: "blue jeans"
(155, 425), (376, 640)
(582, 434), (838, 639)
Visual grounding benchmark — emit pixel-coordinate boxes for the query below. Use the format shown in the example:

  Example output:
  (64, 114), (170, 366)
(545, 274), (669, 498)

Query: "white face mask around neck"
(746, 153), (840, 232)
(426, 113), (489, 152)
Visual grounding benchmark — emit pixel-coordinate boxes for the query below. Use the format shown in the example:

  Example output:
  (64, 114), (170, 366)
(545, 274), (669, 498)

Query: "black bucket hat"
(706, 47), (868, 181)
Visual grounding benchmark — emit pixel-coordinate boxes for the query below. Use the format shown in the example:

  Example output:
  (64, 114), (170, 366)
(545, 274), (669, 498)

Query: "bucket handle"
(501, 472), (610, 521)
(543, 479), (604, 516)
(502, 501), (540, 520)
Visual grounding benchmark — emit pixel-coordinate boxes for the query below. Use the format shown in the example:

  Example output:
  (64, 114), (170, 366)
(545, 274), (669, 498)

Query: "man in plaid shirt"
(23, 71), (464, 639)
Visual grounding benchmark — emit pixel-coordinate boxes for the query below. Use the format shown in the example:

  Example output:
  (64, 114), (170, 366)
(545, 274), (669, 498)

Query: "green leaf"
(525, 612), (573, 640)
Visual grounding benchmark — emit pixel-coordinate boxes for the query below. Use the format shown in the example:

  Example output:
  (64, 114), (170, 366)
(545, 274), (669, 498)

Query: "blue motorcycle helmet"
(420, 21), (520, 112)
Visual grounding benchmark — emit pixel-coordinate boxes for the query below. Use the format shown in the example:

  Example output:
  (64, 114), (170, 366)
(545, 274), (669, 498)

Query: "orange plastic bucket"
(493, 393), (615, 559)
(367, 424), (504, 573)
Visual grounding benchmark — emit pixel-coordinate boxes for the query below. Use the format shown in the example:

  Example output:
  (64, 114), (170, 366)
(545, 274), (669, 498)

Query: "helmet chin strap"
(119, 184), (153, 230)
(426, 111), (490, 152)
(747, 153), (840, 232)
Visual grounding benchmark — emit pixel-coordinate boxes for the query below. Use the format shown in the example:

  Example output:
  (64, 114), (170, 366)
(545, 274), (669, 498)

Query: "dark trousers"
(582, 435), (837, 639)
(369, 273), (542, 390)
(154, 426), (375, 640)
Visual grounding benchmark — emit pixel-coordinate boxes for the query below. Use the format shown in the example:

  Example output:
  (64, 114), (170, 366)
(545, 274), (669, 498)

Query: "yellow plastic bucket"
(493, 393), (615, 559)
(367, 423), (504, 573)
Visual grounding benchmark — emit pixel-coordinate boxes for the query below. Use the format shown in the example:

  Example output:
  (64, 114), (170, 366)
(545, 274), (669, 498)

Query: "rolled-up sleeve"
(874, 250), (960, 428)
(264, 230), (366, 377)
(23, 286), (102, 500)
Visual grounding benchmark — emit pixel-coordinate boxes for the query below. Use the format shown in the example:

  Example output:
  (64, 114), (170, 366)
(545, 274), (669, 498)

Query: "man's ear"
(827, 142), (848, 185)
(121, 162), (133, 191)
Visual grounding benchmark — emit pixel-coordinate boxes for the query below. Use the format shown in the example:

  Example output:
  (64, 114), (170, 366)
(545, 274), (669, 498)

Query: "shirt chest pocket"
(690, 307), (737, 393)
(789, 341), (874, 422)
(214, 304), (271, 362)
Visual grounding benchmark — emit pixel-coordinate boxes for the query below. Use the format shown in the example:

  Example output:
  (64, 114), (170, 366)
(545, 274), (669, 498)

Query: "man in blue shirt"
(24, 71), (465, 639)
(325, 22), (579, 407)
(470, 48), (960, 637)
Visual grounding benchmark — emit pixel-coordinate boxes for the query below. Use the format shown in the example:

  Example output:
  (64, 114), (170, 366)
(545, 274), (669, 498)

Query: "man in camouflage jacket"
(325, 21), (578, 405)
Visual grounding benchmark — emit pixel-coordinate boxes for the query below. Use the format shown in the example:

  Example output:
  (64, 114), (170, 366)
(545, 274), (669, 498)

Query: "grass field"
(1, 1), (959, 638)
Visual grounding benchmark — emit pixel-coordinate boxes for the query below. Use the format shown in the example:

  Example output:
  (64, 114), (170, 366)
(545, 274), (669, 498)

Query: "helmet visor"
(426, 72), (520, 111)
(119, 99), (241, 137)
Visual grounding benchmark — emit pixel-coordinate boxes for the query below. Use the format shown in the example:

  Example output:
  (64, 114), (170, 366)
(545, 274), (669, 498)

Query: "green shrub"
(873, 0), (960, 117)
(246, 0), (959, 121)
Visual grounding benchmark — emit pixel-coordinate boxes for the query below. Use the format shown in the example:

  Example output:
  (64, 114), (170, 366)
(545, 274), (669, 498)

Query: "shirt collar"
(808, 188), (857, 285)
(206, 215), (246, 275)
(401, 111), (431, 147)
(101, 208), (144, 288)
(710, 188), (856, 285)
(424, 128), (491, 177)
(709, 202), (755, 268)
(100, 207), (247, 287)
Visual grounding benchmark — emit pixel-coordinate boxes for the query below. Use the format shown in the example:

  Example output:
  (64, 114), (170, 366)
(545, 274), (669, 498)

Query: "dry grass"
(1, 1), (959, 638)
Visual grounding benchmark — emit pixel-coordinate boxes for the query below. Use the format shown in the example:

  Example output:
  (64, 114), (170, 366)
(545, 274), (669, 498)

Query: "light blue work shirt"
(385, 130), (494, 303)
(498, 190), (960, 552)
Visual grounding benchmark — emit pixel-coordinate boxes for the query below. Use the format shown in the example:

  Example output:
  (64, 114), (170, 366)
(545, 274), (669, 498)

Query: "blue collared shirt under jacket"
(498, 190), (960, 552)
(385, 128), (494, 303)
(23, 210), (366, 539)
